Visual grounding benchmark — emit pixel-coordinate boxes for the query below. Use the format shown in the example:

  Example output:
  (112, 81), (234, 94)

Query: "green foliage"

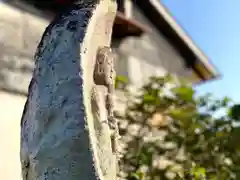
(117, 74), (240, 180)
(115, 75), (129, 90)
(229, 104), (240, 121)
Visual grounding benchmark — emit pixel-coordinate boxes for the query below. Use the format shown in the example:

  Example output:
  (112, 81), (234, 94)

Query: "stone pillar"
(20, 1), (118, 179)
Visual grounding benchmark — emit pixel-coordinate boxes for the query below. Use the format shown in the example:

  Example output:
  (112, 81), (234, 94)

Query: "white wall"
(113, 3), (195, 88)
(0, 2), (48, 95)
(0, 91), (26, 180)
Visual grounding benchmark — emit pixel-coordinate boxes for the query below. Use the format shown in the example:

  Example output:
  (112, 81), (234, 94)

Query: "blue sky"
(161, 0), (240, 102)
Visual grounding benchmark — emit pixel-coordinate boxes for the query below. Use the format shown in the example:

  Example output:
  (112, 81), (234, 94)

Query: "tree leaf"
(143, 93), (156, 103)
(172, 86), (195, 101)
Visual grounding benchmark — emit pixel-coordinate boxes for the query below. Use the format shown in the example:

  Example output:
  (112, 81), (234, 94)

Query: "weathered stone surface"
(20, 1), (117, 179)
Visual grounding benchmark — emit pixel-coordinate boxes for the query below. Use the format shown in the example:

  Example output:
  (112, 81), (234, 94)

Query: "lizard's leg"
(106, 85), (120, 157)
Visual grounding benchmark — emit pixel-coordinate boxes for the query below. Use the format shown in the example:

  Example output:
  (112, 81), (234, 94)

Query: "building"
(0, 0), (219, 179)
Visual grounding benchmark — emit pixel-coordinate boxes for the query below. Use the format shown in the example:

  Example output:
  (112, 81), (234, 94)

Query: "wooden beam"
(113, 11), (149, 38)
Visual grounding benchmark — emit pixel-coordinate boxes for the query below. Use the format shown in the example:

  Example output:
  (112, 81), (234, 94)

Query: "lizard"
(93, 46), (120, 157)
